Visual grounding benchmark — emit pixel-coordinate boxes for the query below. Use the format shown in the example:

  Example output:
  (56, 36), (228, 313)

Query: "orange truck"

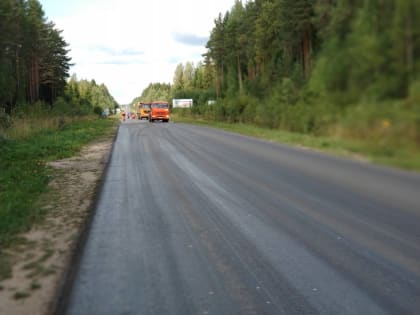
(149, 100), (170, 123)
(137, 102), (151, 120)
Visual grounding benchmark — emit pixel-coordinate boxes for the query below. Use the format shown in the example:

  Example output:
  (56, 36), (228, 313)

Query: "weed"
(0, 253), (12, 281)
(13, 291), (30, 299)
(22, 249), (54, 271)
(42, 267), (56, 276)
(30, 282), (41, 290)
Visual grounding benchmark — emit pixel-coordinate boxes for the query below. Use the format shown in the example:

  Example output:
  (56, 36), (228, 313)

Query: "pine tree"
(173, 63), (184, 91)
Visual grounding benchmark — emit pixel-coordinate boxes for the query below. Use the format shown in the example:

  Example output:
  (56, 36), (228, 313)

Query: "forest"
(0, 0), (117, 122)
(143, 0), (419, 152)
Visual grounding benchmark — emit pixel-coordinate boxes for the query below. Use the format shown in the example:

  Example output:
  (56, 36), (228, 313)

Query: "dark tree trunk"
(237, 54), (243, 93)
(302, 26), (312, 79)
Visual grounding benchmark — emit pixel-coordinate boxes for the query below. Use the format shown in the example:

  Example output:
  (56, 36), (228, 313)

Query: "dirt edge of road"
(0, 126), (118, 315)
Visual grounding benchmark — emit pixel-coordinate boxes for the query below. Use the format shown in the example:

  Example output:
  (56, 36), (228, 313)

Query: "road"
(64, 120), (420, 315)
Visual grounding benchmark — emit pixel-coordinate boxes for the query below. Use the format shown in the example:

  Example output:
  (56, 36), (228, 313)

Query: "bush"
(0, 110), (13, 140)
(93, 106), (103, 116)
(241, 97), (258, 124)
(52, 97), (73, 115)
(337, 101), (419, 149)
(0, 110), (13, 130)
(406, 80), (420, 107)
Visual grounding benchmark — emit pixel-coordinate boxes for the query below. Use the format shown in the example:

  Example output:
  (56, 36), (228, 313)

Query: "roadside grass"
(0, 116), (118, 280)
(4, 116), (69, 140)
(171, 114), (420, 172)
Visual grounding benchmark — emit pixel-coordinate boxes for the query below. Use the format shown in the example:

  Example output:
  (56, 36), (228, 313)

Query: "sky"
(39, 0), (236, 104)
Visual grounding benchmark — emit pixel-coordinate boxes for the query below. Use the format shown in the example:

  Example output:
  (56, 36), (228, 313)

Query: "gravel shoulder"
(0, 135), (115, 315)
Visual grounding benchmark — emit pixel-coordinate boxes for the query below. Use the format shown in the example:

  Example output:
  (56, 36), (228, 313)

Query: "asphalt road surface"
(64, 120), (420, 315)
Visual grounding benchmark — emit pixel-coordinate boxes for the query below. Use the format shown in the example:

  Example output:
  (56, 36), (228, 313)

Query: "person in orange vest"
(121, 110), (126, 122)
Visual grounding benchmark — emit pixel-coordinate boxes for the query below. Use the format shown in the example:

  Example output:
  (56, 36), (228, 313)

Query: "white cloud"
(42, 0), (236, 104)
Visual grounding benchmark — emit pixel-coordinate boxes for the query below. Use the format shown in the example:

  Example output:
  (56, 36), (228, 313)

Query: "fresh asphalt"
(64, 120), (420, 315)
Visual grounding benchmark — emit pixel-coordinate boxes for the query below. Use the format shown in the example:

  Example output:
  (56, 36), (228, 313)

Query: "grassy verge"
(0, 116), (118, 280)
(172, 114), (420, 172)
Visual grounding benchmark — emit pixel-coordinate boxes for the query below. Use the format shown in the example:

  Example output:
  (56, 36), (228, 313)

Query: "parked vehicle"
(149, 101), (170, 122)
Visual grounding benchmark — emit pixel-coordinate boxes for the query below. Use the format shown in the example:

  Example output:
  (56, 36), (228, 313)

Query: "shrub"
(0, 110), (13, 140)
(93, 106), (103, 116)
(0, 110), (13, 130)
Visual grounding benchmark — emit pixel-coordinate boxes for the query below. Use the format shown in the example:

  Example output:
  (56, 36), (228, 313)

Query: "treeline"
(131, 66), (213, 105)
(131, 62), (215, 109)
(167, 0), (420, 136)
(62, 74), (118, 115)
(132, 82), (172, 104)
(0, 0), (118, 122)
(0, 0), (71, 112)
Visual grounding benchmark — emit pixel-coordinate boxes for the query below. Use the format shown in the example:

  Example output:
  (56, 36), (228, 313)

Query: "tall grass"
(4, 116), (71, 140)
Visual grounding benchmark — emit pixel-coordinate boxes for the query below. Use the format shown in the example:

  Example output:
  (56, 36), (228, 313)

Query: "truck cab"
(138, 102), (151, 120)
(149, 101), (170, 122)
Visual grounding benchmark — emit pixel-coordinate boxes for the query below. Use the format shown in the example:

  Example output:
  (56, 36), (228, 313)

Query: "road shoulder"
(0, 135), (115, 315)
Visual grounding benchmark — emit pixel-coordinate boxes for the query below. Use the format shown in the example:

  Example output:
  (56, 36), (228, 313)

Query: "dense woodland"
(133, 83), (172, 105)
(0, 0), (117, 118)
(64, 74), (118, 115)
(156, 0), (419, 139)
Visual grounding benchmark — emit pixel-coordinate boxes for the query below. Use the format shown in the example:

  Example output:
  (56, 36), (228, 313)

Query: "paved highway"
(64, 120), (420, 315)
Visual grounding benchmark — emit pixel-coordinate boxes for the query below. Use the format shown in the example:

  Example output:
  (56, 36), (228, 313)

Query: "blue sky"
(39, 0), (236, 104)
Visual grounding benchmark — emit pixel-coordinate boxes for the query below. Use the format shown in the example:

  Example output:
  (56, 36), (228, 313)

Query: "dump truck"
(149, 100), (170, 123)
(137, 102), (151, 120)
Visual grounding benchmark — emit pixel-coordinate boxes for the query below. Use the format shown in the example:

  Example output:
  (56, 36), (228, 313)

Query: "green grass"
(172, 114), (420, 172)
(0, 116), (118, 280)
